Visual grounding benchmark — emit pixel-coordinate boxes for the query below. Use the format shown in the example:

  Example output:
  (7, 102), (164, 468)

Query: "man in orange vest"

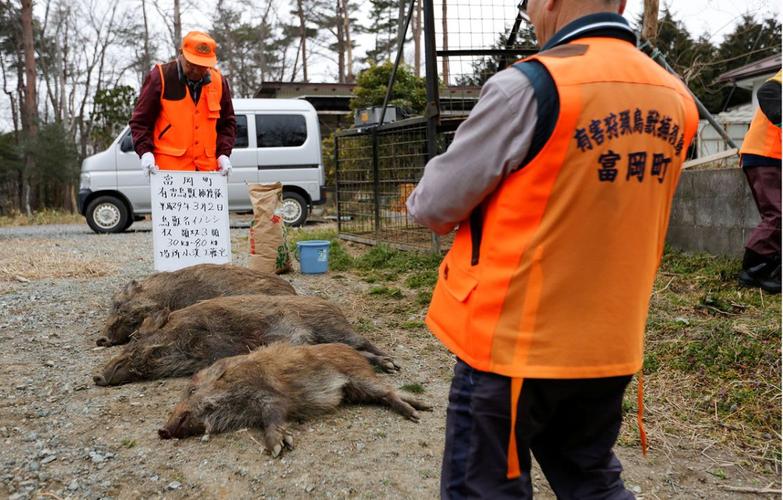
(738, 70), (781, 294)
(406, 0), (698, 497)
(130, 31), (236, 175)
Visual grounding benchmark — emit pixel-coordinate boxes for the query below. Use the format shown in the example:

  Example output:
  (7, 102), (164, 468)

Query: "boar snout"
(159, 408), (205, 439)
(95, 355), (133, 386)
(96, 336), (112, 347)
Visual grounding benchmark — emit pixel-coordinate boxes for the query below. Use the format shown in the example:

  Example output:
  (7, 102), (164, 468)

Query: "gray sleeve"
(405, 67), (538, 235)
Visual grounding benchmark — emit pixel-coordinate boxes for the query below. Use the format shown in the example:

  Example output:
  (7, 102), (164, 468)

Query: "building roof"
(255, 82), (357, 99)
(255, 81), (483, 116)
(715, 102), (755, 123)
(716, 53), (782, 87)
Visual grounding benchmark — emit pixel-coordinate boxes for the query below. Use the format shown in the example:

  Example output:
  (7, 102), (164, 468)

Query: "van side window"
(255, 114), (307, 148)
(120, 130), (134, 152)
(234, 115), (249, 148)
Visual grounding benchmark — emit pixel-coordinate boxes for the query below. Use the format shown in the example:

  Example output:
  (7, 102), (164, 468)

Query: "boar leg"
(343, 339), (400, 373)
(259, 404), (294, 458)
(343, 378), (429, 422)
(358, 351), (400, 373)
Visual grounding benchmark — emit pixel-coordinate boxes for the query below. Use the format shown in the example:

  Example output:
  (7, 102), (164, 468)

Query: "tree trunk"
(642, 0), (659, 43)
(173, 0), (182, 51)
(21, 0), (37, 216)
(342, 0), (353, 82)
(441, 0), (449, 84)
(59, 7), (69, 123)
(297, 0), (308, 82)
(336, 0), (345, 83)
(141, 0), (152, 74)
(290, 38), (301, 82)
(414, 0), (421, 77)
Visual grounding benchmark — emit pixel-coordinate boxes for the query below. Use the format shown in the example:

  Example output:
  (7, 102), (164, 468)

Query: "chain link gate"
(334, 0), (535, 252)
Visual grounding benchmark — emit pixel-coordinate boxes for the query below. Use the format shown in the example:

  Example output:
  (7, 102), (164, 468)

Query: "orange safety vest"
(740, 71), (782, 161)
(426, 38), (699, 381)
(153, 61), (223, 171)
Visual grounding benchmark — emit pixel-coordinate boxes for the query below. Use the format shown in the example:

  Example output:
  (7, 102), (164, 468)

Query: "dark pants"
(441, 359), (634, 500)
(744, 165), (781, 257)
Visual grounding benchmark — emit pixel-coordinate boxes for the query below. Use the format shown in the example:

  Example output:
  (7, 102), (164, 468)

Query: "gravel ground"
(0, 221), (779, 499)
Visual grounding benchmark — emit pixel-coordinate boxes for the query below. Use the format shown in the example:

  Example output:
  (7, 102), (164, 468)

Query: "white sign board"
(150, 171), (231, 272)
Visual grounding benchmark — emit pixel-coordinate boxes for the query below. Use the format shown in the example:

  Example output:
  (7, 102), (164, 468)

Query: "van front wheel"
(86, 196), (129, 234)
(281, 192), (308, 227)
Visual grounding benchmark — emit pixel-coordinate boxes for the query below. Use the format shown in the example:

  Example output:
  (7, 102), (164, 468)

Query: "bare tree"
(141, 0), (152, 72)
(152, 0), (190, 58)
(173, 0), (181, 48)
(336, 0), (345, 82)
(21, 0), (37, 216)
(296, 0), (308, 82)
(341, 0), (353, 82)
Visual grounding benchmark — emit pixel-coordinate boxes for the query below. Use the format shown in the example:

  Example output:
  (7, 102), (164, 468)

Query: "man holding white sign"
(129, 31), (236, 271)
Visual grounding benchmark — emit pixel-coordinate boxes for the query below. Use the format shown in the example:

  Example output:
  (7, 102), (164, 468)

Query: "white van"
(78, 98), (325, 233)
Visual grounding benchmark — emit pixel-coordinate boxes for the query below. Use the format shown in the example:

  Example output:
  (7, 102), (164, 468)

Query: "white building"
(696, 53), (781, 158)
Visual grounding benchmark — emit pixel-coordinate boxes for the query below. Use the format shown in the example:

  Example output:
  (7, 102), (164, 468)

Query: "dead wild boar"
(93, 294), (398, 386)
(98, 263), (296, 347)
(157, 343), (431, 455)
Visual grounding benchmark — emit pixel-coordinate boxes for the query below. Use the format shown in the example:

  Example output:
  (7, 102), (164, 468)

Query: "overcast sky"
(1, 0), (778, 133)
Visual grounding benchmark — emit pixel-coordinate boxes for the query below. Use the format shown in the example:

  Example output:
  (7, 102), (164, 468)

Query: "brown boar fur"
(94, 295), (398, 386)
(158, 343), (431, 456)
(98, 264), (296, 347)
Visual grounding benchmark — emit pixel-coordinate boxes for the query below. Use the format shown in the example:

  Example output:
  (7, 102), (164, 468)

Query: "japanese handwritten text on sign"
(150, 171), (231, 272)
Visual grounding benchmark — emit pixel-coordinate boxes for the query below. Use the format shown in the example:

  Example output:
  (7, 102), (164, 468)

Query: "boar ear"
(151, 308), (171, 329)
(205, 359), (228, 381)
(124, 280), (142, 296)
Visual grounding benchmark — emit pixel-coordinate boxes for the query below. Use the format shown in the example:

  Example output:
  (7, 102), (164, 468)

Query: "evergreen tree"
(641, 10), (781, 113)
(364, 0), (401, 64)
(351, 61), (426, 114)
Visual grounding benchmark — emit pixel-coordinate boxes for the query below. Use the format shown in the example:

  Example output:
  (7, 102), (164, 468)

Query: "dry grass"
(0, 210), (83, 227)
(293, 226), (781, 475)
(618, 249), (781, 474)
(0, 239), (117, 281)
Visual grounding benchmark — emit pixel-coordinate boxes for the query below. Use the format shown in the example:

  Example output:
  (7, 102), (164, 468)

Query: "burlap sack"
(247, 183), (292, 274)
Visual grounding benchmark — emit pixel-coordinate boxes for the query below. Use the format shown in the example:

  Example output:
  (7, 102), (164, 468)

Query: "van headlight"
(80, 172), (91, 190)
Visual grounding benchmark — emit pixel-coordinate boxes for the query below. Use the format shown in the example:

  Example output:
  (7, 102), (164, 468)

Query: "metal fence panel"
(335, 118), (462, 251)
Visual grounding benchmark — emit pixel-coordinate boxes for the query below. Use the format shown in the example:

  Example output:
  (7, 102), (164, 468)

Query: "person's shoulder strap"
(512, 60), (560, 168)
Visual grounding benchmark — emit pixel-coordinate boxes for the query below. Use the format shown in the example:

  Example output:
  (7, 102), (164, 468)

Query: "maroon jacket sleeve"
(216, 75), (237, 158)
(129, 67), (161, 157)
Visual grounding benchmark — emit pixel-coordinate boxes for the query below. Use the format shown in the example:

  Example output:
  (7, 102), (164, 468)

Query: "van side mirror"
(120, 132), (134, 153)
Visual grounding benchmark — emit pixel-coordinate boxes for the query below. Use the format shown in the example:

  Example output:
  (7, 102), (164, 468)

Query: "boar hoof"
(380, 358), (400, 373)
(283, 433), (294, 449)
(93, 374), (108, 386)
(271, 444), (282, 458)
